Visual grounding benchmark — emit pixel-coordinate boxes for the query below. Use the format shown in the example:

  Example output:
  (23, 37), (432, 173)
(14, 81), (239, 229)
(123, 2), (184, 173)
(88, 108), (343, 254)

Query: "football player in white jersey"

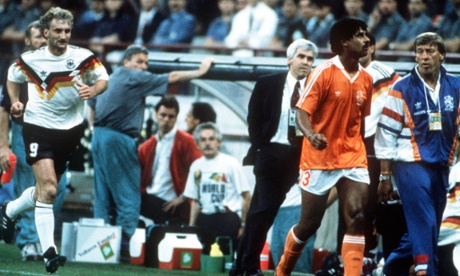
(3, 7), (108, 274)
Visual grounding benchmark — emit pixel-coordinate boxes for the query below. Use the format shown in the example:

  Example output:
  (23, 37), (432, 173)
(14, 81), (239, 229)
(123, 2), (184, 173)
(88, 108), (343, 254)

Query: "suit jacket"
(139, 10), (168, 44)
(243, 72), (290, 165)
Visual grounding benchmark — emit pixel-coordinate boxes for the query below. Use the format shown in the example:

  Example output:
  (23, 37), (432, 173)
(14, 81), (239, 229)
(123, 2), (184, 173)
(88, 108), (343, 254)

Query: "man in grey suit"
(230, 39), (318, 276)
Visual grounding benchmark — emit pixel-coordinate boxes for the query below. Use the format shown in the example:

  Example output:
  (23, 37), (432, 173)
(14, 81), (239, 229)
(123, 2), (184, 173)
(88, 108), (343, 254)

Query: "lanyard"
(423, 83), (441, 114)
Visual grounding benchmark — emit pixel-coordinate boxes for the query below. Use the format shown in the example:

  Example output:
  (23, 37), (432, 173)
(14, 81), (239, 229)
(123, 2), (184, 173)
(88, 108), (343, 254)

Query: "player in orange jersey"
(275, 17), (372, 276)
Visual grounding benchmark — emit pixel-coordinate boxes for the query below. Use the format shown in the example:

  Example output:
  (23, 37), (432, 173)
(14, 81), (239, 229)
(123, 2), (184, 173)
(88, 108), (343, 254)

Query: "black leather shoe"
(1, 202), (20, 244)
(43, 247), (66, 274)
(247, 270), (264, 276)
(229, 268), (244, 276)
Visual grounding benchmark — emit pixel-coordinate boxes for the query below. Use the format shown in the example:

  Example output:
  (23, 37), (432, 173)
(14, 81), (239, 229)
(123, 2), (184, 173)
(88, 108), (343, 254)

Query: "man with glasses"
(88, 45), (212, 262)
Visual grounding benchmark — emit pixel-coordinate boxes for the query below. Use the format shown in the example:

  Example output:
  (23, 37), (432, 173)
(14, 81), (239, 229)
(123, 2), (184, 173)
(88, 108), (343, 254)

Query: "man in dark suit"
(230, 39), (318, 276)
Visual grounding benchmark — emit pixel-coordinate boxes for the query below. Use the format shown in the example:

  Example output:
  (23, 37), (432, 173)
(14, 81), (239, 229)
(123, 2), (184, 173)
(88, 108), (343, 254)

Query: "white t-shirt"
(183, 153), (250, 217)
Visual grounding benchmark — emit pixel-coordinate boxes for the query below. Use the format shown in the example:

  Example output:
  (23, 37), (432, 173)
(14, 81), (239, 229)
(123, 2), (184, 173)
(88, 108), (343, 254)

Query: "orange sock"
(341, 235), (365, 276)
(276, 227), (307, 276)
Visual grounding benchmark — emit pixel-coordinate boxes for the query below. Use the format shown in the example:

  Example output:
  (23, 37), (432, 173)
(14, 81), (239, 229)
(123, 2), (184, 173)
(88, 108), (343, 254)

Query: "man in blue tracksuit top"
(375, 32), (460, 276)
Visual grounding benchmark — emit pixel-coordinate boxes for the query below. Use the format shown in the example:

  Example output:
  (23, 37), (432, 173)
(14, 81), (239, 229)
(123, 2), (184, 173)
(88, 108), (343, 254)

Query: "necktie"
(288, 81), (301, 146)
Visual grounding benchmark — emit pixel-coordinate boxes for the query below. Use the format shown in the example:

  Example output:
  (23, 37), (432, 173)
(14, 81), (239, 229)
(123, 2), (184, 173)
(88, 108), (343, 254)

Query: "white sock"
(35, 201), (56, 254)
(6, 187), (36, 218)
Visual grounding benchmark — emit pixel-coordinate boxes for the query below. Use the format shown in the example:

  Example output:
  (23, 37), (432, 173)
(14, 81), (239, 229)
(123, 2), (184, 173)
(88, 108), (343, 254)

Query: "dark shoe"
(43, 247), (66, 274)
(247, 270), (264, 276)
(229, 267), (244, 276)
(1, 202), (20, 244)
(119, 233), (130, 264)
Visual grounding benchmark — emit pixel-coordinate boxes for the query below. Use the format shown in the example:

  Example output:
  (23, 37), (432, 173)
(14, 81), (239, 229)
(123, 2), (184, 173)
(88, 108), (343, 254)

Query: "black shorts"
(22, 122), (85, 175)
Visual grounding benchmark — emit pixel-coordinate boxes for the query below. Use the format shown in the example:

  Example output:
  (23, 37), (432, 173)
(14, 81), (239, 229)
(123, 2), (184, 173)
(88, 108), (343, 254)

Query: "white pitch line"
(0, 270), (45, 276)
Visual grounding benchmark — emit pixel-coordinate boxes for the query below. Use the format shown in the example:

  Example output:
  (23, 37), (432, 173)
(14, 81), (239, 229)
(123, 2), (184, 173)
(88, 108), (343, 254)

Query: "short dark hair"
(191, 102), (217, 123)
(330, 17), (368, 55)
(155, 95), (180, 114)
(367, 32), (376, 60)
(310, 0), (331, 8)
(123, 44), (149, 61)
(414, 32), (446, 57)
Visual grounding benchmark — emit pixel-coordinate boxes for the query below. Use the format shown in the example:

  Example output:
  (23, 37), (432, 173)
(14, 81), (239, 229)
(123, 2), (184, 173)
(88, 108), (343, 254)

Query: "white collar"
(157, 126), (177, 141)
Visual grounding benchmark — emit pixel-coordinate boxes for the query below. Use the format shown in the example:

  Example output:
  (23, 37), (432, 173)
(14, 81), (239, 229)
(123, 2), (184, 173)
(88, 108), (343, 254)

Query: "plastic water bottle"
(129, 228), (146, 265)
(260, 242), (270, 270)
(210, 242), (223, 257)
(201, 242), (224, 272)
(1, 153), (17, 184)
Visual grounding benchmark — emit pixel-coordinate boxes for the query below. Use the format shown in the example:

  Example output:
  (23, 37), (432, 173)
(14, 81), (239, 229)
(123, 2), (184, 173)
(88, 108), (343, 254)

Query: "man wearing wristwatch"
(375, 32), (460, 276)
(359, 32), (404, 263)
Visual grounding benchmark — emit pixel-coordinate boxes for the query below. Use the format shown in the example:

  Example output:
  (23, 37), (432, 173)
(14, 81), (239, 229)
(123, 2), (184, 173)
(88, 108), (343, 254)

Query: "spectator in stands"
(388, 0), (434, 55)
(38, 0), (57, 14)
(224, 0), (278, 57)
(436, 0), (460, 53)
(90, 0), (136, 54)
(235, 0), (248, 11)
(270, 0), (301, 48)
(0, 0), (15, 34)
(134, 0), (167, 44)
(367, 0), (405, 50)
(264, 0), (284, 19)
(138, 96), (203, 227)
(185, 102), (217, 135)
(204, 0), (235, 48)
(88, 45), (213, 262)
(342, 0), (369, 22)
(187, 0), (220, 36)
(151, 0), (197, 47)
(307, 0), (336, 48)
(0, 0), (17, 85)
(184, 122), (251, 254)
(1, 0), (40, 43)
(285, 0), (317, 47)
(73, 0), (105, 40)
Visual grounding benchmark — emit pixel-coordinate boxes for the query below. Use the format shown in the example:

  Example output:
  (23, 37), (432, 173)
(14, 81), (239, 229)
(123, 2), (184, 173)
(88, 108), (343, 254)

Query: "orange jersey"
(297, 56), (373, 170)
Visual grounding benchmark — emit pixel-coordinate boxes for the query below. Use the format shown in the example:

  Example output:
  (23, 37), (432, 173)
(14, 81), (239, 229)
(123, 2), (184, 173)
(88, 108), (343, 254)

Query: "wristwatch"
(379, 174), (391, 181)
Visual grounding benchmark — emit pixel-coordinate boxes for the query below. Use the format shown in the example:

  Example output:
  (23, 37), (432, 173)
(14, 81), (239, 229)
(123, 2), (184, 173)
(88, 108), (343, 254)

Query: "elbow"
(168, 73), (179, 84)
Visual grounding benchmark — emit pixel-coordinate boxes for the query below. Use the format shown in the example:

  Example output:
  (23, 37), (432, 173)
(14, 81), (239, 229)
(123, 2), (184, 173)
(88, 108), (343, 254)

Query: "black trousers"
(140, 193), (190, 225)
(234, 143), (301, 272)
(196, 212), (241, 255)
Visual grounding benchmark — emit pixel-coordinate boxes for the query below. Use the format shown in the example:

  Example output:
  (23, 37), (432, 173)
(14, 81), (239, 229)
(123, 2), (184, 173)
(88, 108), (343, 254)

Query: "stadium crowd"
(0, 0), (459, 59)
